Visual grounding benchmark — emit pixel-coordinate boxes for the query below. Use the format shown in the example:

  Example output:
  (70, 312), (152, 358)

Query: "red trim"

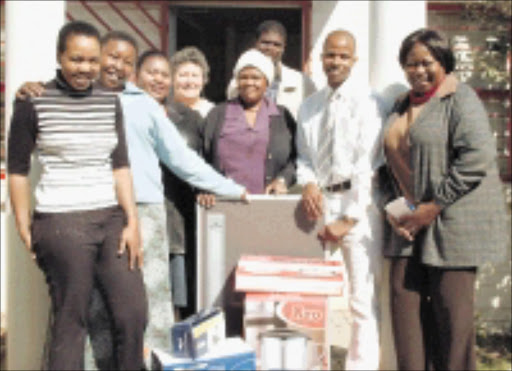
(167, 0), (309, 7)
(301, 1), (312, 71)
(79, 0), (112, 31)
(107, 0), (158, 50)
(0, 169), (5, 181)
(430, 25), (483, 32)
(427, 3), (464, 12)
(160, 1), (169, 54)
(66, 11), (75, 21)
(136, 1), (161, 29)
(475, 89), (512, 100)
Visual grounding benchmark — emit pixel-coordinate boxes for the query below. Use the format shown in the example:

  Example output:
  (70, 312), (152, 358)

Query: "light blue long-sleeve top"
(119, 82), (245, 203)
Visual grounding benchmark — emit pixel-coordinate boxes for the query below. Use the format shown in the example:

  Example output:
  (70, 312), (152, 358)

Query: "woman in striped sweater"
(7, 21), (146, 370)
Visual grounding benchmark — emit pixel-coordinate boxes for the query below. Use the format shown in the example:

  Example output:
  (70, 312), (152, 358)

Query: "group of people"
(7, 17), (507, 371)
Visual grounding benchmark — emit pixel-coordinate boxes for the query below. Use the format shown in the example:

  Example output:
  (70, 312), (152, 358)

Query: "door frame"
(168, 0), (312, 70)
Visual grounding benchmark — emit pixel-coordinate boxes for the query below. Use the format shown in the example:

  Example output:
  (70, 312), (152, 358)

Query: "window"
(428, 1), (511, 181)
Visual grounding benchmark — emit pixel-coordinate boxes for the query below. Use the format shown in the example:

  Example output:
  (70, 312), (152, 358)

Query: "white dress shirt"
(296, 75), (385, 221)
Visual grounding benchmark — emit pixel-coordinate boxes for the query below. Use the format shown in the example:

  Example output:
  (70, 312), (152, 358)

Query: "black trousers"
(390, 257), (477, 371)
(32, 206), (147, 370)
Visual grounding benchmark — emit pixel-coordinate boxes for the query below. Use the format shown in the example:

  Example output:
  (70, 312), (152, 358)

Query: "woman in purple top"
(201, 49), (297, 196)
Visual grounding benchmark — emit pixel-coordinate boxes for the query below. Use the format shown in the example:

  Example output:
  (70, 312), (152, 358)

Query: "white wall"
(309, 1), (370, 89)
(4, 2), (65, 369)
(308, 0), (426, 104)
(369, 0), (427, 112)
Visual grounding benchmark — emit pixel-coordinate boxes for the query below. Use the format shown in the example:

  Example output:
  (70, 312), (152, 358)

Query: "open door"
(170, 5), (305, 102)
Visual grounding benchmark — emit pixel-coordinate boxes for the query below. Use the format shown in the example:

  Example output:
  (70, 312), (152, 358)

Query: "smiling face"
(321, 32), (357, 90)
(99, 39), (137, 91)
(236, 66), (268, 106)
(136, 55), (172, 104)
(404, 42), (447, 94)
(58, 34), (100, 90)
(172, 62), (205, 106)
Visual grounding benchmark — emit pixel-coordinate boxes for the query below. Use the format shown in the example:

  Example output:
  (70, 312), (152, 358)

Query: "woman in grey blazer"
(381, 28), (507, 370)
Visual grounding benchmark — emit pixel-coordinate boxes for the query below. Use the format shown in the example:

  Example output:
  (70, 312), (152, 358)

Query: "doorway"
(170, 6), (304, 102)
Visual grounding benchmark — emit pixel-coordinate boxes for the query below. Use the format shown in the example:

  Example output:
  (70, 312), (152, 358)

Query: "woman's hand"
(386, 213), (414, 241)
(398, 201), (442, 237)
(240, 189), (250, 203)
(19, 225), (32, 251)
(301, 182), (323, 221)
(9, 174), (36, 259)
(16, 81), (45, 99)
(197, 193), (216, 208)
(16, 221), (35, 260)
(118, 220), (143, 270)
(387, 201), (442, 241)
(265, 178), (288, 195)
(112, 167), (142, 270)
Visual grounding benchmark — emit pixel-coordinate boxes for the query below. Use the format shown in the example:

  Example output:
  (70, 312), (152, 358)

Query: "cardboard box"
(235, 255), (344, 296)
(244, 293), (330, 370)
(151, 337), (256, 371)
(170, 307), (225, 359)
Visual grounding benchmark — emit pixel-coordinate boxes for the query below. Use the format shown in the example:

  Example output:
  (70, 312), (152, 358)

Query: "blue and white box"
(171, 307), (225, 359)
(151, 337), (256, 371)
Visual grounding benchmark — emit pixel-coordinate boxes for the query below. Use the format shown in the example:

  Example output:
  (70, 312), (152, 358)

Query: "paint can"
(260, 329), (309, 370)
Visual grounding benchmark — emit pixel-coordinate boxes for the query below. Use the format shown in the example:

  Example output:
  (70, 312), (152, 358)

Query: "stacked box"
(151, 337), (256, 371)
(235, 255), (344, 296)
(244, 293), (329, 370)
(235, 255), (347, 370)
(170, 307), (225, 359)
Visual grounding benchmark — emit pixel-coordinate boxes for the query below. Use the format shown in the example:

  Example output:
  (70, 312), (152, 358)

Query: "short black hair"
(101, 30), (139, 54)
(57, 21), (100, 55)
(399, 28), (455, 74)
(256, 20), (287, 43)
(136, 49), (168, 72)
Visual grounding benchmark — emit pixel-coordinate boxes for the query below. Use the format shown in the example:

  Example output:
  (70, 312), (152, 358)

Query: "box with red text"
(235, 255), (344, 296)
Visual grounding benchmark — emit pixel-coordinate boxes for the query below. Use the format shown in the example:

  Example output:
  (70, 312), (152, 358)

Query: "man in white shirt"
(297, 30), (384, 370)
(227, 20), (316, 119)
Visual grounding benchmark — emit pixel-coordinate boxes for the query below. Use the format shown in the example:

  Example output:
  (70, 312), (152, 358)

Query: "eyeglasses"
(404, 60), (436, 70)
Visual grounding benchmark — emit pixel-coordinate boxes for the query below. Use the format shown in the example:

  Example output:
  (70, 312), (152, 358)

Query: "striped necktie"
(316, 91), (337, 187)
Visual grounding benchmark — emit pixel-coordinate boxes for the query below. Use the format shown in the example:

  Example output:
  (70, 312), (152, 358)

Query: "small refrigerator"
(195, 195), (326, 335)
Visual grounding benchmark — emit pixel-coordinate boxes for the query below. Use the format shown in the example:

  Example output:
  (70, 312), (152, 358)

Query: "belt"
(324, 180), (351, 193)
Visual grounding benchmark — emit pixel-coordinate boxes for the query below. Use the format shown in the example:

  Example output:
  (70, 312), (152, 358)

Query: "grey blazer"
(381, 75), (508, 267)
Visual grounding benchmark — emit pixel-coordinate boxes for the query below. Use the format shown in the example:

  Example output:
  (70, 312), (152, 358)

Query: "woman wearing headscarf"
(201, 48), (297, 196)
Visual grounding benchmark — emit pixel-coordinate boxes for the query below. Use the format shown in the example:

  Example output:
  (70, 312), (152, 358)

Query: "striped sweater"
(8, 71), (129, 213)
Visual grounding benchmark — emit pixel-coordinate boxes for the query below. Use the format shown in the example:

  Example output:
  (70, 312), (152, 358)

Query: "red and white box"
(243, 292), (330, 370)
(235, 255), (350, 370)
(235, 255), (345, 296)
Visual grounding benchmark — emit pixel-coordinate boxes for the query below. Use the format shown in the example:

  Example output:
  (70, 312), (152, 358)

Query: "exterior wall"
(309, 1), (370, 89)
(66, 1), (164, 52)
(4, 3), (65, 370)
